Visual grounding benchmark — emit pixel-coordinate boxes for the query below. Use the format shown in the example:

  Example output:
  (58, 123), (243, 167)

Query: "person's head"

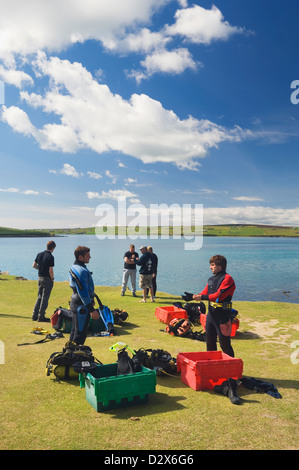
(129, 244), (135, 253)
(147, 246), (153, 253)
(209, 255), (227, 274)
(139, 245), (147, 254)
(74, 246), (91, 263)
(47, 240), (56, 251)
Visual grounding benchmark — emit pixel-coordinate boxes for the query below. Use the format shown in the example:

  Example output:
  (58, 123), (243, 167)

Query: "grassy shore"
(1, 224), (299, 238)
(0, 227), (52, 237)
(0, 275), (298, 450)
(52, 224), (299, 237)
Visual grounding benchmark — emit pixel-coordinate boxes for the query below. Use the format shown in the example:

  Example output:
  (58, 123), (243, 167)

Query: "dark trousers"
(69, 294), (90, 345)
(33, 276), (53, 318)
(205, 310), (234, 357)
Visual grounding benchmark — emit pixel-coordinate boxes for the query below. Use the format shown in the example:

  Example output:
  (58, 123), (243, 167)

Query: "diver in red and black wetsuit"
(193, 255), (236, 357)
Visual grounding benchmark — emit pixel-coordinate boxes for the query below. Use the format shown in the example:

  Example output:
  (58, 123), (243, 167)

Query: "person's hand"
(193, 294), (201, 301)
(91, 310), (99, 320)
(181, 291), (194, 301)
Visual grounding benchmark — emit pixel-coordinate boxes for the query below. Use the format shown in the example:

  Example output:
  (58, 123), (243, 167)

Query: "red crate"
(231, 318), (239, 337)
(155, 306), (188, 324)
(199, 314), (239, 337)
(177, 351), (243, 391)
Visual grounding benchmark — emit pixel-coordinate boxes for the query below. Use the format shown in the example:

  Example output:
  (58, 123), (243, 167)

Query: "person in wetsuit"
(69, 246), (99, 345)
(32, 240), (56, 322)
(193, 255), (236, 357)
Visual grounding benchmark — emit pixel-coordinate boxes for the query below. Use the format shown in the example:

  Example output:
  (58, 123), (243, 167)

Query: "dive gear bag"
(113, 308), (129, 324)
(46, 341), (102, 380)
(166, 318), (192, 337)
(164, 317), (206, 342)
(116, 346), (177, 377)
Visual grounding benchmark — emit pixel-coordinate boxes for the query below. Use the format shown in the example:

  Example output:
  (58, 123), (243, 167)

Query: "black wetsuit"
(199, 271), (236, 357)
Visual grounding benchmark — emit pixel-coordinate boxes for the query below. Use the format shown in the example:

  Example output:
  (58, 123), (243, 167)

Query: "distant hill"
(51, 224), (299, 237)
(1, 224), (299, 237)
(0, 227), (53, 237)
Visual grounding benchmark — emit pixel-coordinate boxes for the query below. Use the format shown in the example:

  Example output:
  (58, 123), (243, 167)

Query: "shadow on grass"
(108, 391), (187, 419)
(0, 313), (34, 320)
(233, 331), (261, 340)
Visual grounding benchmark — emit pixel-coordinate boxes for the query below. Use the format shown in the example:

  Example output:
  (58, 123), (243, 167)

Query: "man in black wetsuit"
(193, 255), (236, 357)
(32, 240), (56, 322)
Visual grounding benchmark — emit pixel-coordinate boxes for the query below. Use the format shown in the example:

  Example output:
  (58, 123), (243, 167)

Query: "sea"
(0, 235), (298, 303)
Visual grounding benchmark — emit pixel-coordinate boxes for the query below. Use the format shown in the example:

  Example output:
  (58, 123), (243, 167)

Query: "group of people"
(32, 242), (236, 357)
(121, 244), (158, 303)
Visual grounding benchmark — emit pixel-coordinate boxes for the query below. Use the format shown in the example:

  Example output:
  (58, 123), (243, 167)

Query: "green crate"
(61, 319), (72, 333)
(61, 316), (106, 334)
(81, 363), (156, 412)
(88, 316), (106, 333)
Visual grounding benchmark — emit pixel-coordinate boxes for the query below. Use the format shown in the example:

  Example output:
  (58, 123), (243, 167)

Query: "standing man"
(193, 255), (236, 357)
(121, 244), (139, 297)
(69, 246), (99, 345)
(146, 246), (158, 298)
(134, 245), (154, 303)
(32, 240), (56, 322)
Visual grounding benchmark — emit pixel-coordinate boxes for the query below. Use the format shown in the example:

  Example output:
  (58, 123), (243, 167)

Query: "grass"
(0, 275), (298, 450)
(51, 224), (299, 237)
(0, 226), (51, 237)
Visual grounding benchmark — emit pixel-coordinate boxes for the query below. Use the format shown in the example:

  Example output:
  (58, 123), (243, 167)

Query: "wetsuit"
(69, 261), (95, 345)
(32, 250), (55, 320)
(199, 270), (236, 357)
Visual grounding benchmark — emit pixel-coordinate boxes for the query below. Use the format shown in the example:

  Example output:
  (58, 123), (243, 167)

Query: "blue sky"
(0, 0), (298, 229)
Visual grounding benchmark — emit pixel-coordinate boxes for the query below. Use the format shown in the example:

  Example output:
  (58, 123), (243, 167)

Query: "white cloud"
(0, 0), (171, 64)
(124, 178), (137, 185)
(22, 190), (39, 195)
(87, 171), (102, 180)
(49, 163), (83, 178)
(203, 206), (299, 227)
(1, 106), (36, 136)
(138, 47), (198, 80)
(0, 187), (51, 196)
(0, 66), (33, 88)
(0, 1), (248, 85)
(232, 196), (264, 202)
(166, 5), (245, 44)
(0, 187), (19, 193)
(87, 189), (138, 201)
(108, 28), (171, 54)
(1, 54), (251, 170)
(105, 170), (117, 184)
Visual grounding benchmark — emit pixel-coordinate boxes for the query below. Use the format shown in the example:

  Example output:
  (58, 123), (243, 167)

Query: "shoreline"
(1, 223), (299, 238)
(1, 273), (298, 305)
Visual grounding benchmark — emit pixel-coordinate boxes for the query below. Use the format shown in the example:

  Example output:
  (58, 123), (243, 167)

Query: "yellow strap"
(31, 327), (50, 335)
(210, 302), (232, 309)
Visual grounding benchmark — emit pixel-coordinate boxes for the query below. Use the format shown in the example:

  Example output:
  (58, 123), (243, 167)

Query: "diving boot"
(214, 378), (242, 405)
(37, 315), (50, 322)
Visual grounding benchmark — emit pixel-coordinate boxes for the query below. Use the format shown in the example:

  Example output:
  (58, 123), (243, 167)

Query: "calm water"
(0, 235), (298, 303)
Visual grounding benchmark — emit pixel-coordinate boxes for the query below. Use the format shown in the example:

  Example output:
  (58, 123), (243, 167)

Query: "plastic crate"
(60, 315), (107, 335)
(177, 351), (243, 391)
(155, 306), (188, 324)
(61, 319), (72, 333)
(199, 314), (239, 337)
(80, 363), (156, 412)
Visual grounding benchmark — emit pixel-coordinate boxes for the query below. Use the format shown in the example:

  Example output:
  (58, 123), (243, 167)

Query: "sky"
(0, 0), (299, 229)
